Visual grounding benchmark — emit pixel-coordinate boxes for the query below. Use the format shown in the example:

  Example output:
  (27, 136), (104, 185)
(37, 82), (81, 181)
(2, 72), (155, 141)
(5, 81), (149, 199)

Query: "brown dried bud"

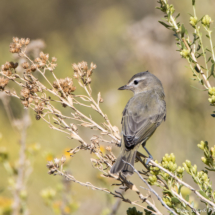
(82, 61), (88, 71)
(10, 48), (16, 53)
(72, 63), (79, 71)
(20, 88), (30, 98)
(38, 62), (45, 68)
(34, 98), (39, 104)
(10, 62), (18, 69)
(61, 155), (66, 164)
(86, 77), (91, 84)
(26, 69), (32, 74)
(106, 146), (112, 152)
(22, 62), (30, 69)
(21, 100), (28, 107)
(39, 52), (45, 59)
(73, 72), (79, 79)
(31, 64), (37, 72)
(0, 77), (9, 90)
(31, 87), (38, 93)
(16, 43), (21, 49)
(13, 37), (19, 43)
(43, 54), (49, 61)
(52, 57), (57, 62)
(25, 38), (30, 45)
(28, 97), (34, 103)
(2, 62), (11, 71)
(35, 58), (41, 63)
(20, 38), (26, 45)
(99, 98), (104, 103)
(90, 62), (97, 70)
(36, 115), (41, 120)
(70, 123), (78, 131)
(46, 161), (54, 169)
(87, 69), (93, 77)
(15, 48), (21, 53)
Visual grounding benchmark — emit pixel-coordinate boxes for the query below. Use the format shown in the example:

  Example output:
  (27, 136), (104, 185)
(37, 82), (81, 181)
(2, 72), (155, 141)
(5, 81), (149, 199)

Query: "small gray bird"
(110, 71), (166, 176)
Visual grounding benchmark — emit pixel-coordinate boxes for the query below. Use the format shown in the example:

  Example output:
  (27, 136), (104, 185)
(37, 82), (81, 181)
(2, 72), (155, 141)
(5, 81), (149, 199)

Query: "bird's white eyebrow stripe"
(128, 77), (145, 84)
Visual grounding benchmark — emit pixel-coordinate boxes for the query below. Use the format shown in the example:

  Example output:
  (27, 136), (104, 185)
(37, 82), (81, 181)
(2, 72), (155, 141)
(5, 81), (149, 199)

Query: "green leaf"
(206, 48), (212, 53)
(158, 21), (171, 29)
(210, 64), (214, 77)
(185, 195), (189, 202)
(192, 0), (195, 5)
(206, 57), (212, 63)
(194, 65), (200, 73)
(127, 207), (143, 215)
(176, 13), (180, 19)
(144, 206), (156, 215)
(178, 185), (183, 194)
(171, 197), (181, 204)
(198, 190), (210, 200)
(181, 24), (186, 38)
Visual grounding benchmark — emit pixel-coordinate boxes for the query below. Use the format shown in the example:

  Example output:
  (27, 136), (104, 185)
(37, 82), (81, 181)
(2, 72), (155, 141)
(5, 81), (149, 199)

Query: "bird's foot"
(146, 155), (153, 165)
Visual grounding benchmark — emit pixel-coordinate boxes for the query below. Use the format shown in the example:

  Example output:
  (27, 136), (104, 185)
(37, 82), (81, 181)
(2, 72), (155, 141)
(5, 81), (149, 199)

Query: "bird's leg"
(142, 143), (153, 165)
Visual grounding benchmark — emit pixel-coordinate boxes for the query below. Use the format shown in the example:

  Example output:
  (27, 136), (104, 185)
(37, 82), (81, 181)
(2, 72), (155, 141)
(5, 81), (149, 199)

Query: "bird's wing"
(122, 91), (166, 149)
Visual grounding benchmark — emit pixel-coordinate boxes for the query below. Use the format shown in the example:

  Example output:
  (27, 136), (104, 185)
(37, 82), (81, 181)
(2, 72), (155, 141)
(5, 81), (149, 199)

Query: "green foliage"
(127, 207), (143, 215)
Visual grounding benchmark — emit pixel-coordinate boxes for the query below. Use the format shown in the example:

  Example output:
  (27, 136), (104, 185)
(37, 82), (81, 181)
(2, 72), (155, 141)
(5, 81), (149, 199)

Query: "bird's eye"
(134, 80), (139, 85)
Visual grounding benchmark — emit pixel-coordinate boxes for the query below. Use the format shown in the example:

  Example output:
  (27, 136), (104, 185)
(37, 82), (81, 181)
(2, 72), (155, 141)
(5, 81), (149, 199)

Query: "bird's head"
(118, 71), (163, 95)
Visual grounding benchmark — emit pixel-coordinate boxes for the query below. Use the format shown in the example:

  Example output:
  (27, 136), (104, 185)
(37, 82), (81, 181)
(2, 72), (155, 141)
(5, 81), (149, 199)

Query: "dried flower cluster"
(1, 33), (215, 215)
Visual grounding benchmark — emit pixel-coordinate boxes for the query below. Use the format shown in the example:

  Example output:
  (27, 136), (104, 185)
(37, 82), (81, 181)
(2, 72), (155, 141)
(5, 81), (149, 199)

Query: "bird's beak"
(118, 85), (130, 90)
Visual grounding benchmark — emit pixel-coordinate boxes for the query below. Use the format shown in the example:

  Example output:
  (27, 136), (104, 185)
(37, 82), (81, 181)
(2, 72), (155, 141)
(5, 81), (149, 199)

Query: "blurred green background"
(0, 0), (215, 214)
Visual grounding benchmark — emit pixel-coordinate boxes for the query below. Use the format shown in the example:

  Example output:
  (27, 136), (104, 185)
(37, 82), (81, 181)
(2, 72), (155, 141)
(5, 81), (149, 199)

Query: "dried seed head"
(20, 38), (26, 45)
(70, 123), (78, 131)
(34, 98), (39, 104)
(36, 114), (41, 120)
(22, 62), (30, 69)
(10, 48), (16, 53)
(46, 161), (54, 169)
(20, 88), (30, 98)
(73, 72), (79, 79)
(39, 52), (45, 59)
(0, 77), (9, 90)
(52, 57), (57, 62)
(54, 158), (60, 165)
(31, 64), (37, 72)
(87, 69), (92, 77)
(86, 77), (91, 84)
(61, 155), (66, 164)
(72, 63), (79, 71)
(2, 62), (10, 71)
(10, 62), (18, 69)
(106, 146), (112, 152)
(25, 38), (30, 45)
(99, 97), (104, 103)
(21, 100), (29, 107)
(16, 43), (21, 49)
(53, 77), (76, 94)
(90, 62), (97, 70)
(35, 58), (41, 63)
(28, 97), (34, 103)
(26, 69), (32, 74)
(13, 37), (19, 43)
(82, 61), (88, 71)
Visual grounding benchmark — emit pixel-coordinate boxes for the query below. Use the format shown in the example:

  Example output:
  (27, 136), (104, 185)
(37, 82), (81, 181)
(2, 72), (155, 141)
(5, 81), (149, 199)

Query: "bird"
(110, 71), (166, 176)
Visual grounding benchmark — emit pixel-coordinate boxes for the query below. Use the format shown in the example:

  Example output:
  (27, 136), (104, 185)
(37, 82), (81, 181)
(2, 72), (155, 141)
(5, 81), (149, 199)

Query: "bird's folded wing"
(122, 104), (165, 149)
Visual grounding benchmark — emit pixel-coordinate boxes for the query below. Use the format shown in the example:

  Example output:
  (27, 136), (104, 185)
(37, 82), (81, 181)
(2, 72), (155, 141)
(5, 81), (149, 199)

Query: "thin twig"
(123, 160), (177, 215)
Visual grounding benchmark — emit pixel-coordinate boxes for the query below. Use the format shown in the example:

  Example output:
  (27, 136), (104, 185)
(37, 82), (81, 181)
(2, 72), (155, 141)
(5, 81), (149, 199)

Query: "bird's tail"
(110, 146), (137, 176)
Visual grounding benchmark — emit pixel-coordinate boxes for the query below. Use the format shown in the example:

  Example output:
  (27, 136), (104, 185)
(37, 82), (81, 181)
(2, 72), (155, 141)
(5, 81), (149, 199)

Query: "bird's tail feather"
(110, 148), (137, 176)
